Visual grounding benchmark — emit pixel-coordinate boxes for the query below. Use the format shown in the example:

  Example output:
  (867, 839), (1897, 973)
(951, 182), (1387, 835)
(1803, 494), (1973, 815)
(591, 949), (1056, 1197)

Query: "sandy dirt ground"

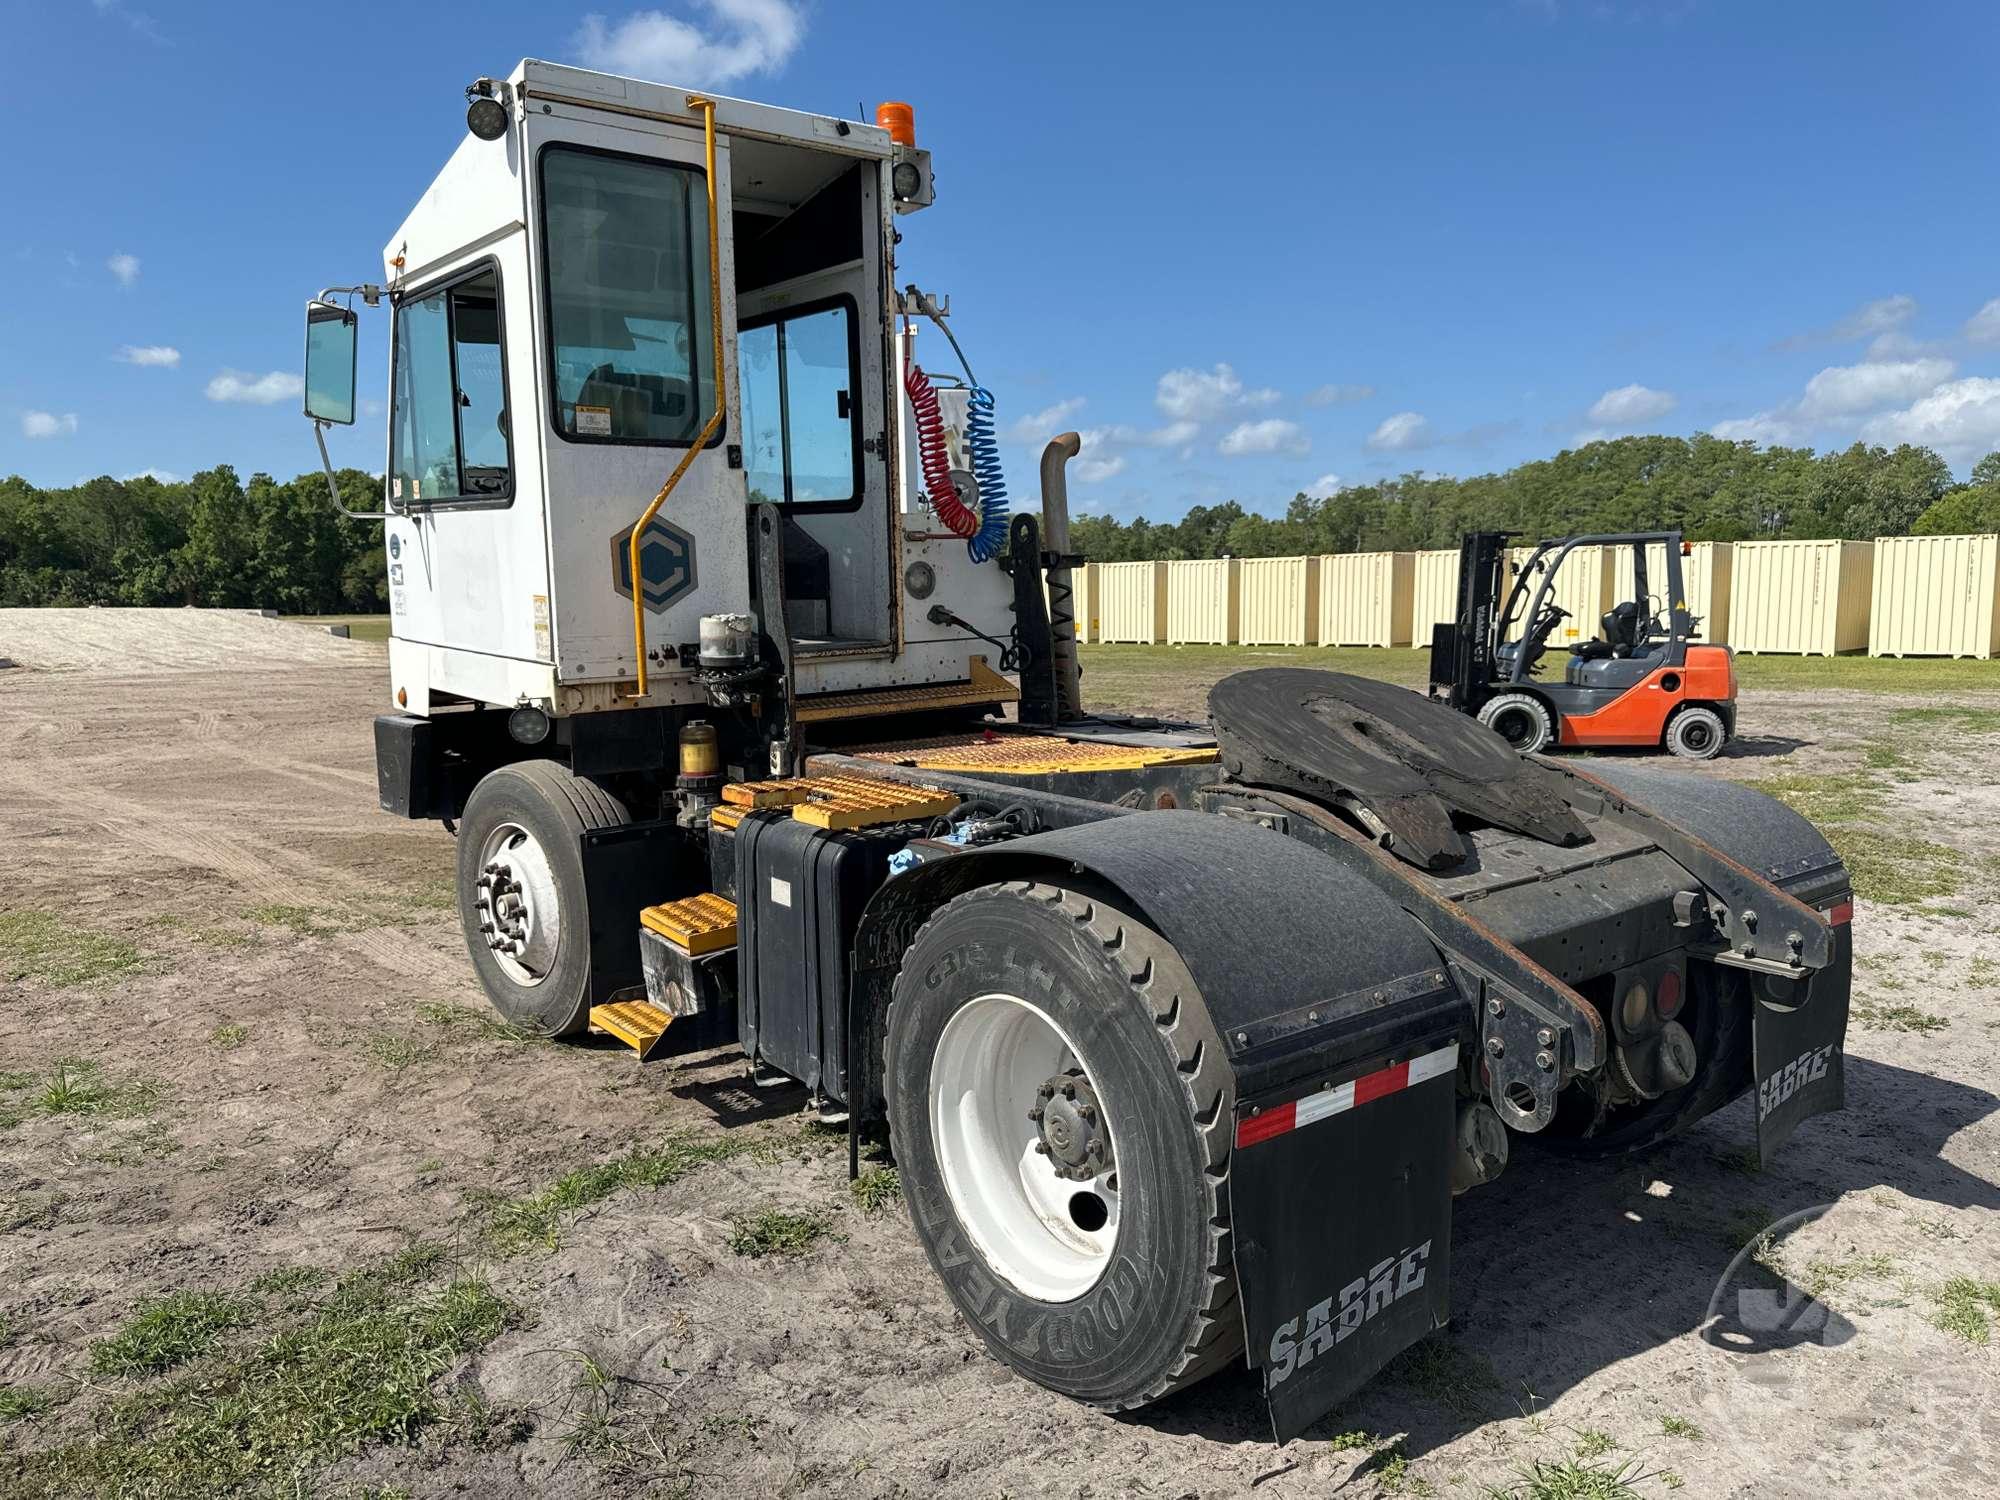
(1, 621), (1996, 1499)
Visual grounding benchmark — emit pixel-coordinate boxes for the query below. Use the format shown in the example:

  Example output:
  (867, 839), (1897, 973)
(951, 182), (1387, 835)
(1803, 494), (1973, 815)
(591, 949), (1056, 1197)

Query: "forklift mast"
(1429, 530), (1513, 710)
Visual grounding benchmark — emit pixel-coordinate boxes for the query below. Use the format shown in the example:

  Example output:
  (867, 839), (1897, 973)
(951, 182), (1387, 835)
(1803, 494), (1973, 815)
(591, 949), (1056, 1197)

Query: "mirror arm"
(314, 419), (397, 522)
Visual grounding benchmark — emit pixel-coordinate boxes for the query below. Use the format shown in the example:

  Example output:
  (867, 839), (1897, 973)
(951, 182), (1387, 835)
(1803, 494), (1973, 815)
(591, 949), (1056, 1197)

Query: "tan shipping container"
(1093, 561), (1170, 643)
(1410, 548), (1461, 642)
(1166, 558), (1241, 644)
(1238, 556), (1320, 645)
(1316, 551), (1415, 647)
(1042, 563), (1092, 643)
(1610, 541), (1734, 643)
(1869, 533), (2000, 658)
(1731, 539), (1874, 655)
(1510, 544), (1614, 649)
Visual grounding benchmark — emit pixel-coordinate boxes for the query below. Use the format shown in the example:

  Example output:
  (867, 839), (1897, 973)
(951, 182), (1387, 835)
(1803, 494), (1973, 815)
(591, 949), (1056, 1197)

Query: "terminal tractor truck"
(301, 60), (1853, 1440)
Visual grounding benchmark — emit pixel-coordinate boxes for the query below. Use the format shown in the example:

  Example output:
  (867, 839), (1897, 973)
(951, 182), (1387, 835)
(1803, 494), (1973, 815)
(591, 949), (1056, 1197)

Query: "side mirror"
(303, 300), (357, 425)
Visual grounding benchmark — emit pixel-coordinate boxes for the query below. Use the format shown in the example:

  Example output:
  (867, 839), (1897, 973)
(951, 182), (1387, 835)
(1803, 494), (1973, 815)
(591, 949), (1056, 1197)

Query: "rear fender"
(849, 810), (1471, 1439)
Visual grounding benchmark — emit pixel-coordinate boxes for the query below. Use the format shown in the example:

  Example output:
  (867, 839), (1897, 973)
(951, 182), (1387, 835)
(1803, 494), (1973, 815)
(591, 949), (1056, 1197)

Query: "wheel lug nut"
(1033, 1141), (1049, 1155)
(1059, 1082), (1077, 1099)
(1078, 1105), (1096, 1123)
(1027, 1107), (1043, 1123)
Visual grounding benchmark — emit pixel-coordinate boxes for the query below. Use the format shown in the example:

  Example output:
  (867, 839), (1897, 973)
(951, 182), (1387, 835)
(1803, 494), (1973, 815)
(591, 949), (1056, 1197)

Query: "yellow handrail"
(628, 94), (726, 698)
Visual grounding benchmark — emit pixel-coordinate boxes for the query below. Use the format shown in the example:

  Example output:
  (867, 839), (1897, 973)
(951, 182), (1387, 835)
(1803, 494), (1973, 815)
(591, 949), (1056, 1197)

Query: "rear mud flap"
(1752, 908), (1852, 1163)
(1230, 1039), (1458, 1443)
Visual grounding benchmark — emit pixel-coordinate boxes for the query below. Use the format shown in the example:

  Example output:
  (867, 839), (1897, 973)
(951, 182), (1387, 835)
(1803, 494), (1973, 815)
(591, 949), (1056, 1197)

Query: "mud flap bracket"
(1231, 1035), (1459, 1442)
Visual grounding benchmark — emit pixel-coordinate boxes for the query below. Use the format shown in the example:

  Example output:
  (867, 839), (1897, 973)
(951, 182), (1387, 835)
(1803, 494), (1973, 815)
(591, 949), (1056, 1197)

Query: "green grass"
(1801, 1254), (1897, 1301)
(244, 902), (358, 937)
(12, 1059), (161, 1123)
(11, 1247), (512, 1500)
(726, 1208), (839, 1259)
(1571, 1429), (1616, 1460)
(1750, 768), (1967, 906)
(483, 1133), (748, 1253)
(250, 1266), (332, 1299)
(1383, 1335), (1502, 1414)
(0, 1384), (66, 1423)
(285, 613), (392, 643)
(849, 1166), (901, 1213)
(1886, 705), (2000, 733)
(0, 911), (146, 988)
(415, 1000), (538, 1045)
(362, 1031), (434, 1073)
(90, 1291), (254, 1377)
(1932, 1276), (2000, 1343)
(209, 1022), (249, 1049)
(1072, 643), (2000, 717)
(1851, 1000), (1949, 1034)
(1659, 1414), (1702, 1440)
(1483, 1454), (1659, 1500)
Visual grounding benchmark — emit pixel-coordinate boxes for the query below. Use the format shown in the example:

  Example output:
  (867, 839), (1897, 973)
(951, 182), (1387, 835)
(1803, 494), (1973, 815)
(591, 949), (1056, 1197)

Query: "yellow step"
(640, 893), (738, 955)
(589, 999), (674, 1061)
(791, 775), (959, 830)
(717, 772), (960, 832)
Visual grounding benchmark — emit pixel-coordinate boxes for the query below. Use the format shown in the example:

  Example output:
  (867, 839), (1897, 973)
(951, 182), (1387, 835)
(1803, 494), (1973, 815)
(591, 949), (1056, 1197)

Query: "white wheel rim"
(929, 993), (1121, 1303)
(474, 821), (562, 986)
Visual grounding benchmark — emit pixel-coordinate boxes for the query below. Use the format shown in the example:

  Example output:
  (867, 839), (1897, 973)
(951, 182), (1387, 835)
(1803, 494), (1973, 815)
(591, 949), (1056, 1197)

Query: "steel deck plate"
(849, 731), (1219, 775)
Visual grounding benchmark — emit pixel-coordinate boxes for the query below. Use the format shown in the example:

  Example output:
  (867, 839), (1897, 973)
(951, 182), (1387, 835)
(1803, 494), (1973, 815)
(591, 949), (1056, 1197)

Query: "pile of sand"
(0, 608), (380, 674)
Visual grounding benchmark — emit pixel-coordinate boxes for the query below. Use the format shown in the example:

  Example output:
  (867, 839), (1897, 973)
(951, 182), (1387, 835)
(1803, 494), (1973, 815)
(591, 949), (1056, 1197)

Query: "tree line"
(1072, 437), (2000, 563)
(5, 437), (2000, 611)
(0, 467), (385, 612)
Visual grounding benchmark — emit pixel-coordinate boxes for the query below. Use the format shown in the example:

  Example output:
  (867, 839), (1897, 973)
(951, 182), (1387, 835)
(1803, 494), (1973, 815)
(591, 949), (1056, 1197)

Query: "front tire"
(885, 879), (1241, 1409)
(1666, 704), (1727, 760)
(1478, 691), (1555, 753)
(455, 759), (630, 1037)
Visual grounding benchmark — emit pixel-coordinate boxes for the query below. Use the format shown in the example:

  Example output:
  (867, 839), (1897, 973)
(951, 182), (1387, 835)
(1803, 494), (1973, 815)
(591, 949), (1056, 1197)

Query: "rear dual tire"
(885, 879), (1242, 1409)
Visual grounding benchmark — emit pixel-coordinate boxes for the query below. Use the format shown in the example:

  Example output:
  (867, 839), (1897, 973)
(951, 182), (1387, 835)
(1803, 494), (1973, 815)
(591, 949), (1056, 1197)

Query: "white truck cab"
(304, 59), (1022, 730)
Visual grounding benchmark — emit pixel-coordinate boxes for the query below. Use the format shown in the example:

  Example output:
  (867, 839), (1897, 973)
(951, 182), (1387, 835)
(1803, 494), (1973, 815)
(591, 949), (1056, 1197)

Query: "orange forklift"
(1429, 531), (1737, 759)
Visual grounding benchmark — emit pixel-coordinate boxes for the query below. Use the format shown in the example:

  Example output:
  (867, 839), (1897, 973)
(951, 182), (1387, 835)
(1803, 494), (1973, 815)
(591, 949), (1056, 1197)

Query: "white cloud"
(1708, 412), (1801, 446)
(1586, 383), (1677, 426)
(1304, 383), (1375, 407)
(1007, 397), (1087, 445)
(91, 0), (166, 43)
(1366, 411), (1431, 451)
(1303, 472), (1343, 498)
(573, 0), (804, 85)
(107, 252), (140, 287)
(1777, 293), (1916, 351)
(1072, 454), (1126, 483)
(1796, 357), (1954, 420)
(1154, 362), (1279, 424)
(1964, 298), (2000, 346)
(21, 411), (79, 438)
(116, 344), (180, 367)
(1218, 418), (1308, 458)
(122, 468), (182, 483)
(205, 369), (304, 405)
(1859, 377), (2000, 466)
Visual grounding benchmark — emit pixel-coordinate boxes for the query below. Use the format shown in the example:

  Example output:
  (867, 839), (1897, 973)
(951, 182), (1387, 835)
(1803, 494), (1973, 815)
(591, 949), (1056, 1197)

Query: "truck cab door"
(524, 96), (753, 697)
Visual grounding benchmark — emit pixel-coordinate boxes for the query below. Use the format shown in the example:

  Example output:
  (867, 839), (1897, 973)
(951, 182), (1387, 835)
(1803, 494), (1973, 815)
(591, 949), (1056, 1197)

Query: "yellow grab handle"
(628, 94), (727, 699)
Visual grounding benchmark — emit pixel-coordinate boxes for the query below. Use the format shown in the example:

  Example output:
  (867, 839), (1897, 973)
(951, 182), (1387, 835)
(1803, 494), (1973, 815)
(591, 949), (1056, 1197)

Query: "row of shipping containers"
(1073, 535), (2000, 657)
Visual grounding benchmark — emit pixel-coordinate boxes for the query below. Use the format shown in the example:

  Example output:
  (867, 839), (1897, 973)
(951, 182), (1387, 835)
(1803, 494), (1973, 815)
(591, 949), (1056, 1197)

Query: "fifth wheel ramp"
(1207, 668), (1588, 870)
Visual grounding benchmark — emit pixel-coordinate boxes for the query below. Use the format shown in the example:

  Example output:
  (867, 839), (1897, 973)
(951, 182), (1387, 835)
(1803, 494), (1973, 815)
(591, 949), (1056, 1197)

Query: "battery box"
(735, 813), (905, 1104)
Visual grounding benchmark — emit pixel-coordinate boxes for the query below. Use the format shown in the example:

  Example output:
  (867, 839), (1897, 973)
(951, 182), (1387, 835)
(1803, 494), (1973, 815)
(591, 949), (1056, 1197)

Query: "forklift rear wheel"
(455, 759), (630, 1038)
(1478, 692), (1555, 754)
(885, 879), (1242, 1409)
(1665, 705), (1727, 760)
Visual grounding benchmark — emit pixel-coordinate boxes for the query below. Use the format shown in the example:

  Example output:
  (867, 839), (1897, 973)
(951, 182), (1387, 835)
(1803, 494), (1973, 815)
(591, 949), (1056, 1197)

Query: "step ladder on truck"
(299, 60), (1854, 1441)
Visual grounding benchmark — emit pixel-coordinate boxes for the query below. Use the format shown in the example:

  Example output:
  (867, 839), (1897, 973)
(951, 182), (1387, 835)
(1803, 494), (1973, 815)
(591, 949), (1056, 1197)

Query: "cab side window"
(390, 266), (512, 505)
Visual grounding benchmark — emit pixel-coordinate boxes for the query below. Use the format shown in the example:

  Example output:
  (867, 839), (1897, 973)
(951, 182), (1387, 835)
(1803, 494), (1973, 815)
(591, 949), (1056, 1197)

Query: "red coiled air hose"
(904, 362), (979, 538)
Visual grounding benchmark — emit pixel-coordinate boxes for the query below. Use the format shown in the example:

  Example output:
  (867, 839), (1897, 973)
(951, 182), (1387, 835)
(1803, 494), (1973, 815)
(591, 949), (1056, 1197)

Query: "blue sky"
(5, 0), (1999, 521)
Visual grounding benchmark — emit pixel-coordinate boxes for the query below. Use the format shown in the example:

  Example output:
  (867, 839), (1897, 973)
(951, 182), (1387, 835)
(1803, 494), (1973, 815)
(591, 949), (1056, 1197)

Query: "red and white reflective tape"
(1823, 898), (1852, 927)
(1235, 1043), (1459, 1150)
